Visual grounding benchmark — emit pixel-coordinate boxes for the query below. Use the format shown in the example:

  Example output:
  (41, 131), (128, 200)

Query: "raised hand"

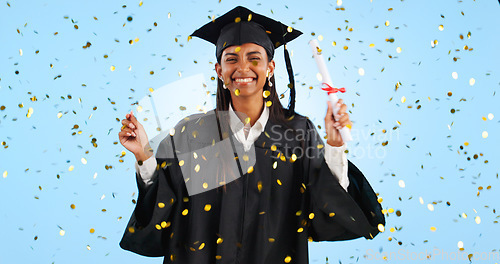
(324, 99), (352, 147)
(118, 111), (152, 162)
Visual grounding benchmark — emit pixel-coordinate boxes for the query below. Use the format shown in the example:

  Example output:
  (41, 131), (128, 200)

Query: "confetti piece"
(26, 107), (34, 118)
(430, 226), (437, 232)
(401, 96), (406, 103)
(70, 204), (76, 209)
(2, 171), (7, 178)
(438, 25), (444, 31)
(396, 47), (402, 53)
(182, 209), (188, 215)
(482, 131), (488, 138)
(59, 230), (65, 236)
(204, 204), (211, 211)
(398, 180), (405, 188)
(110, 66), (116, 71)
(457, 241), (464, 248)
(427, 204), (434, 211)
(284, 256), (292, 263)
(19, 49), (23, 56)
(475, 216), (481, 224)
(332, 41), (336, 46)
(469, 78), (475, 86)
(336, 0), (342, 6)
(81, 158), (87, 165)
(234, 47), (241, 53)
(90, 228), (95, 233)
(385, 20), (390, 27)
(86, 245), (91, 250)
(378, 224), (385, 232)
(318, 35), (324, 41)
(452, 72), (458, 79)
(488, 113), (494, 120)
(358, 68), (365, 76)
(68, 165), (74, 171)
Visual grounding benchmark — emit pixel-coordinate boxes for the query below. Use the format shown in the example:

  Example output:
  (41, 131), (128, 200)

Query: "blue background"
(1, 0), (499, 263)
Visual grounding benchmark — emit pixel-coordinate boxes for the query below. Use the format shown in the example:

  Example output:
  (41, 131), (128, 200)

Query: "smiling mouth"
(233, 77), (256, 84)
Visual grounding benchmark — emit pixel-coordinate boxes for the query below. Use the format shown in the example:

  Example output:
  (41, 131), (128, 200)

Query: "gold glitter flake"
(235, 17), (241, 23)
(284, 256), (292, 263)
(26, 107), (34, 118)
(179, 160), (185, 166)
(59, 230), (65, 236)
(247, 166), (254, 174)
(2, 171), (7, 178)
(203, 182), (208, 189)
(266, 101), (272, 107)
(204, 204), (211, 211)
(378, 224), (385, 232)
(438, 25), (444, 31)
(263, 90), (271, 98)
(257, 181), (262, 192)
(469, 78), (475, 86)
(158, 202), (165, 208)
(182, 209), (189, 215)
(235, 89), (240, 96)
(217, 237), (223, 244)
(430, 226), (437, 232)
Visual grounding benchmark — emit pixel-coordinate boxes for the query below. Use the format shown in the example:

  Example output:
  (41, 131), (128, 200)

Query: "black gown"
(120, 109), (385, 264)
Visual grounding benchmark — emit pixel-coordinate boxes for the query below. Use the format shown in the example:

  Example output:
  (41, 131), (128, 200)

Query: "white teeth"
(234, 78), (254, 83)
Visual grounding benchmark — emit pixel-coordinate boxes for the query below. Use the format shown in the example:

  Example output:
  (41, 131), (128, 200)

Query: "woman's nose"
(236, 60), (251, 72)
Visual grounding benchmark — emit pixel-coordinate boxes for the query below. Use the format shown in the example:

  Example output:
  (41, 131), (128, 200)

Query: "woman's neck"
(231, 96), (264, 127)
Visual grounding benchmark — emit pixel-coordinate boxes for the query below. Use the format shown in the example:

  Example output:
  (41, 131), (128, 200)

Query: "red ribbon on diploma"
(321, 83), (346, 94)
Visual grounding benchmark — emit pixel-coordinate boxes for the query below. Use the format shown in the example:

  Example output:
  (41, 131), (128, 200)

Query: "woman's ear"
(215, 63), (222, 79)
(268, 60), (276, 78)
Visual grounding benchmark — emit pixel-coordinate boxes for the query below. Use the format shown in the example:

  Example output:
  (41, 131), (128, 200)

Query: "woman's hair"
(215, 75), (289, 124)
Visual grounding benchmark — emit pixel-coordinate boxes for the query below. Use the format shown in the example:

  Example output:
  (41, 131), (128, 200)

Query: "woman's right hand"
(119, 111), (151, 162)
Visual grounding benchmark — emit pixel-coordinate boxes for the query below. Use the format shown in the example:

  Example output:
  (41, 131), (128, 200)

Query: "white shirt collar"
(228, 103), (269, 149)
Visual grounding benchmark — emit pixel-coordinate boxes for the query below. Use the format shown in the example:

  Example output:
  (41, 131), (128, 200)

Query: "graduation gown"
(120, 110), (385, 264)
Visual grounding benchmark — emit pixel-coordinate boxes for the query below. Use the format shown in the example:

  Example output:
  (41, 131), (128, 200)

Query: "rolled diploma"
(309, 39), (352, 142)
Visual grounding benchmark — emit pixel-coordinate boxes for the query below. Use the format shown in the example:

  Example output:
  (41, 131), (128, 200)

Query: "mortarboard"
(191, 6), (302, 116)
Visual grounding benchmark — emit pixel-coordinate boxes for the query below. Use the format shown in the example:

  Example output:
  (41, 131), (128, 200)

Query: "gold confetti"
(438, 25), (444, 31)
(110, 65), (116, 71)
(336, 0), (342, 6)
(194, 164), (200, 172)
(235, 46), (241, 53)
(90, 228), (95, 233)
(273, 161), (277, 169)
(59, 230), (65, 236)
(430, 226), (437, 232)
(277, 179), (282, 185)
(287, 26), (293, 33)
(86, 245), (91, 250)
(358, 68), (365, 76)
(158, 202), (165, 208)
(290, 154), (297, 163)
(2, 171), (7, 178)
(378, 224), (385, 232)
(389, 227), (395, 233)
(268, 238), (275, 243)
(263, 90), (271, 98)
(401, 96), (406, 103)
(482, 131), (488, 138)
(469, 78), (475, 86)
(81, 158), (87, 165)
(488, 113), (494, 120)
(235, 17), (241, 23)
(19, 49), (23, 56)
(203, 182), (208, 189)
(217, 238), (223, 244)
(68, 165), (74, 171)
(398, 180), (405, 188)
(128, 227), (135, 233)
(318, 35), (324, 41)
(343, 46), (348, 50)
(247, 14), (252, 21)
(235, 89), (240, 96)
(377, 197), (383, 203)
(332, 41), (336, 46)
(139, 1), (143, 6)
(182, 209), (188, 215)
(155, 224), (161, 230)
(257, 181), (262, 192)
(284, 256), (292, 263)
(457, 241), (464, 248)
(247, 166), (254, 174)
(179, 160), (185, 166)
(309, 213), (315, 219)
(452, 72), (458, 79)
(204, 204), (211, 211)
(266, 101), (272, 107)
(427, 204), (434, 211)
(297, 227), (303, 233)
(26, 107), (34, 118)
(70, 204), (76, 209)
(385, 20), (390, 27)
(396, 47), (402, 53)
(475, 216), (481, 224)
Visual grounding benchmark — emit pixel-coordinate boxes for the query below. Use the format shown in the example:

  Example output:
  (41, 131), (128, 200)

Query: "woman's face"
(216, 43), (275, 99)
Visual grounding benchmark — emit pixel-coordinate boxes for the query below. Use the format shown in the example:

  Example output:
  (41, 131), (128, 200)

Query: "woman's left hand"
(325, 99), (352, 147)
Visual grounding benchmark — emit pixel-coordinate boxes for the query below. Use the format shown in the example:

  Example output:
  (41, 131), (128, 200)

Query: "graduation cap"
(191, 6), (302, 116)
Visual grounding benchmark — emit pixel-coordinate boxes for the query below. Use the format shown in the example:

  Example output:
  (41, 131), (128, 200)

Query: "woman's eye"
(250, 57), (260, 61)
(226, 58), (236, 62)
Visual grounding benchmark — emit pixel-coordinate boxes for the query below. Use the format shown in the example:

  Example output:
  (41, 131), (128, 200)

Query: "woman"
(119, 6), (384, 264)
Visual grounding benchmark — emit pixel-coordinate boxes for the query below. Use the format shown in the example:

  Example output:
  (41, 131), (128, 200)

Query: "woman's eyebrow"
(246, 51), (262, 56)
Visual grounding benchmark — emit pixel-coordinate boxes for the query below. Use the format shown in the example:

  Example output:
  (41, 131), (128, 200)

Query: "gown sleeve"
(119, 135), (183, 257)
(303, 119), (385, 241)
